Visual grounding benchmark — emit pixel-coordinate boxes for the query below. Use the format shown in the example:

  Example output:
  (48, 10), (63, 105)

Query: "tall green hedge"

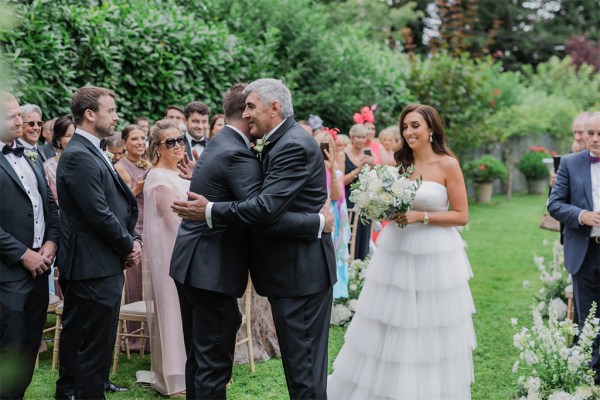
(1, 0), (413, 129)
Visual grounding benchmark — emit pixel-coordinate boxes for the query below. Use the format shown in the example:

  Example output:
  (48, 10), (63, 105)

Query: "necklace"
(126, 155), (148, 169)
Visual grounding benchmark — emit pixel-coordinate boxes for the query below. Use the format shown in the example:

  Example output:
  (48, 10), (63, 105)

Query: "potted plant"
(518, 146), (554, 195)
(463, 155), (507, 203)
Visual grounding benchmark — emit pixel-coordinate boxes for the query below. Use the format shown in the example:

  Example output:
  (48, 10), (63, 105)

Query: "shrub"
(463, 155), (507, 183)
(518, 146), (553, 179)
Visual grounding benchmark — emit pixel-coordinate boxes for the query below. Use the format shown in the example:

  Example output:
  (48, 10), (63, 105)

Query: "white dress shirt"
(186, 132), (206, 158)
(2, 140), (45, 248)
(589, 152), (600, 237)
(75, 129), (116, 171)
(206, 120), (324, 238)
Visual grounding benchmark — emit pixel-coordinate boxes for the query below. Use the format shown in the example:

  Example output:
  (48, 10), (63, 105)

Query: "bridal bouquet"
(349, 164), (421, 225)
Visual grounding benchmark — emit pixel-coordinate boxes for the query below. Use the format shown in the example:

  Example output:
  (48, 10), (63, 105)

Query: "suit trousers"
(269, 286), (333, 400)
(573, 241), (600, 378)
(57, 274), (123, 400)
(0, 275), (49, 400)
(55, 275), (77, 399)
(177, 284), (241, 400)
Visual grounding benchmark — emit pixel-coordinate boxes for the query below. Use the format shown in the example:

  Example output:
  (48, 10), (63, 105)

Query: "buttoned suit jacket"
(548, 150), (595, 275)
(0, 148), (59, 282)
(211, 118), (336, 297)
(56, 133), (138, 281)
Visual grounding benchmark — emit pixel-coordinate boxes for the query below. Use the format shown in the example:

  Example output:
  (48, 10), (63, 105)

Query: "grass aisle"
(465, 194), (557, 399)
(27, 194), (556, 399)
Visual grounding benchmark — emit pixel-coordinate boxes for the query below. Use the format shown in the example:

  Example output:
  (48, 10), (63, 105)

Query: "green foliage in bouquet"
(463, 155), (507, 183)
(518, 146), (553, 179)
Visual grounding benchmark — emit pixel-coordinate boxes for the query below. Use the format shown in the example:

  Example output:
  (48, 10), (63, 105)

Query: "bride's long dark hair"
(394, 104), (457, 170)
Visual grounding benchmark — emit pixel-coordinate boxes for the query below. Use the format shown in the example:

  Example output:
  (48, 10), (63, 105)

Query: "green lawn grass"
(26, 193), (556, 399)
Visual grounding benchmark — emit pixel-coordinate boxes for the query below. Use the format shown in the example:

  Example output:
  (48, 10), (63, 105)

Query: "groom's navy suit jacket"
(548, 150), (595, 275)
(211, 118), (336, 298)
(56, 133), (138, 280)
(0, 148), (59, 282)
(170, 126), (318, 298)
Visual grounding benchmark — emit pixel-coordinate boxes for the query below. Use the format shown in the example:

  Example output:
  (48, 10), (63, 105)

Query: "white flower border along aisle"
(512, 301), (600, 400)
(525, 239), (571, 321)
(330, 257), (370, 326)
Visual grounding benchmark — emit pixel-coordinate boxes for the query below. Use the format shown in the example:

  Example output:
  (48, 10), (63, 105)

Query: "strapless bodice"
(411, 181), (448, 213)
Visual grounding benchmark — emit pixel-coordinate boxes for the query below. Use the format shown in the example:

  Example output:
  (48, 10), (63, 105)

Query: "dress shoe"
(105, 380), (129, 393)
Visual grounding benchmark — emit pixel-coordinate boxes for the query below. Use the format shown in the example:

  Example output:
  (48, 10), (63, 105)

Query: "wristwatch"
(422, 212), (429, 225)
(133, 236), (143, 248)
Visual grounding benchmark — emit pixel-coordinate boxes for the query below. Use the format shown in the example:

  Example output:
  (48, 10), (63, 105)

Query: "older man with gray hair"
(17, 103), (48, 162)
(549, 111), (600, 382)
(173, 78), (336, 399)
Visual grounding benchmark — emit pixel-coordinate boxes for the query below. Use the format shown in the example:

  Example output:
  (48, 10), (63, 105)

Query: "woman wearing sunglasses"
(141, 119), (189, 397)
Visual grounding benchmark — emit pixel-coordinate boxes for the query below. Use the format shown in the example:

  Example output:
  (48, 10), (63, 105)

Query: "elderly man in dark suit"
(173, 78), (336, 399)
(549, 111), (600, 380)
(171, 83), (331, 399)
(55, 86), (141, 400)
(0, 91), (59, 399)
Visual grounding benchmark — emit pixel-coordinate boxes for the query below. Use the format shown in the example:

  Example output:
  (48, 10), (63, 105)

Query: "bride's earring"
(429, 131), (433, 143)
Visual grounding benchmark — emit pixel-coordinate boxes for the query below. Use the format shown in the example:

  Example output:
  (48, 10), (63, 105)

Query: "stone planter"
(475, 182), (493, 203)
(527, 178), (547, 195)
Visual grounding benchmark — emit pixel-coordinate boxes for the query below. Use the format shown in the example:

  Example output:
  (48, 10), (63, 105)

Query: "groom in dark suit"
(549, 111), (600, 379)
(55, 86), (141, 400)
(0, 91), (59, 399)
(173, 78), (336, 399)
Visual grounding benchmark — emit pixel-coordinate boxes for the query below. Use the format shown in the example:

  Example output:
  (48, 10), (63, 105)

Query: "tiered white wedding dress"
(328, 181), (476, 400)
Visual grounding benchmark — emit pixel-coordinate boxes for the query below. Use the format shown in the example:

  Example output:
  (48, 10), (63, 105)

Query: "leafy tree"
(323, 0), (423, 50)
(406, 51), (498, 157)
(396, 0), (600, 70)
(565, 36), (600, 71)
(1, 0), (263, 122)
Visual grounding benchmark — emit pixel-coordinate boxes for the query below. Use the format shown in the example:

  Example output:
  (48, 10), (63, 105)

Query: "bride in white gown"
(328, 104), (476, 400)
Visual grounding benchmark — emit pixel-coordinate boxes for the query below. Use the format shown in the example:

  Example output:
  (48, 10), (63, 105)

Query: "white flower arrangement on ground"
(331, 256), (370, 326)
(349, 164), (421, 225)
(528, 240), (571, 320)
(512, 302), (599, 399)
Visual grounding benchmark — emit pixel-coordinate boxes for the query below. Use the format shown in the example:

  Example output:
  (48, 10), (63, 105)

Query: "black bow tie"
(100, 139), (107, 151)
(191, 138), (205, 147)
(2, 145), (24, 157)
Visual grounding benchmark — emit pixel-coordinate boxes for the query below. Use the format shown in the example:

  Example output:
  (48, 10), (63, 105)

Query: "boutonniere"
(253, 137), (270, 161)
(104, 151), (114, 162)
(24, 150), (38, 162)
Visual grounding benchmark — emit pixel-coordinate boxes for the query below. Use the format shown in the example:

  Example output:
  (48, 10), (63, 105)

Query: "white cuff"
(317, 214), (325, 239)
(578, 210), (587, 225)
(206, 202), (214, 228)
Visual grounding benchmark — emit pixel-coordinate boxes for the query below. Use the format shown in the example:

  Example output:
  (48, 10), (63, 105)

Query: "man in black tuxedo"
(0, 91), (59, 399)
(16, 104), (49, 162)
(183, 101), (210, 160)
(55, 86), (141, 400)
(173, 78), (336, 399)
(171, 83), (331, 399)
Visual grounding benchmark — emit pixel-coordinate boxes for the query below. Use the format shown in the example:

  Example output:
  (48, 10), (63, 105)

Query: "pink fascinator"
(353, 104), (377, 124)
(323, 127), (340, 142)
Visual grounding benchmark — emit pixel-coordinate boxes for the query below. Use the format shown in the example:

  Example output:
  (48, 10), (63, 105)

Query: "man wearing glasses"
(17, 104), (48, 162)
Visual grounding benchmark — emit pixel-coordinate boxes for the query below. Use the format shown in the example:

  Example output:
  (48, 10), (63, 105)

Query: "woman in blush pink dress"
(142, 120), (189, 397)
(115, 125), (150, 351)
